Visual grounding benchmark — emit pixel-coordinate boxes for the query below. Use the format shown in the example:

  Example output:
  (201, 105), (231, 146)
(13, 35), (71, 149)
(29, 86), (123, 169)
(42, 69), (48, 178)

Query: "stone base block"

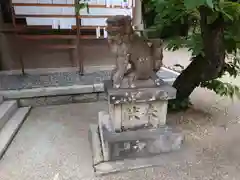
(94, 148), (187, 176)
(88, 122), (184, 176)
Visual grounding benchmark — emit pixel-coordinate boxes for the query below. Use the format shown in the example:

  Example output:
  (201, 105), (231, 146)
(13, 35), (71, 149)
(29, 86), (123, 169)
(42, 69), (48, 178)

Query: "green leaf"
(75, 3), (87, 15)
(206, 0), (214, 9)
(184, 0), (205, 9)
(222, 10), (234, 21)
(206, 12), (219, 24)
(166, 37), (186, 51)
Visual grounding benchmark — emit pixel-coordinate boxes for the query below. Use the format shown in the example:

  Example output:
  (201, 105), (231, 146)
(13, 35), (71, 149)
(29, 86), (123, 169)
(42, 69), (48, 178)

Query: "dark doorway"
(0, 0), (12, 23)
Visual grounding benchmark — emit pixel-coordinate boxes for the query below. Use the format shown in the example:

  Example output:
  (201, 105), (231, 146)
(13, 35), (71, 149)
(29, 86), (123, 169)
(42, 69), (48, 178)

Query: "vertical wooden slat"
(19, 53), (25, 75)
(9, 0), (16, 27)
(75, 0), (83, 74)
(10, 0), (25, 75)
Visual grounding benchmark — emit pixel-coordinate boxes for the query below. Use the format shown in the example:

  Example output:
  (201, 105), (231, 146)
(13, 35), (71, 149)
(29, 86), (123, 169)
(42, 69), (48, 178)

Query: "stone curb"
(0, 84), (95, 99)
(18, 92), (107, 107)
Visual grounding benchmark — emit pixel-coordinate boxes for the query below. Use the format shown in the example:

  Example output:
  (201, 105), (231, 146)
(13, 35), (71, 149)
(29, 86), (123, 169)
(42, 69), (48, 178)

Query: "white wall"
(13, 0), (135, 28)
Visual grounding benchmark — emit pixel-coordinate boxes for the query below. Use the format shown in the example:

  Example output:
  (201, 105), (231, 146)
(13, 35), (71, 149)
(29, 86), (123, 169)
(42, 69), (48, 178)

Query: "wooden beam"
(12, 3), (74, 7)
(17, 34), (77, 40)
(16, 14), (112, 18)
(12, 3), (130, 9)
(39, 44), (77, 49)
(73, 25), (105, 29)
(80, 35), (104, 39)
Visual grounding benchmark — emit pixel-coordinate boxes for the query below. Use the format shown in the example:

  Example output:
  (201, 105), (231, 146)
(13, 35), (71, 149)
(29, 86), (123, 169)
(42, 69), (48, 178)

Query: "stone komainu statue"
(106, 15), (163, 88)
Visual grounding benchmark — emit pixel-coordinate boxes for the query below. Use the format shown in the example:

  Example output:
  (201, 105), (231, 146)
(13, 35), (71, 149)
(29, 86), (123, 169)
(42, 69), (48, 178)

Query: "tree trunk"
(172, 6), (226, 100)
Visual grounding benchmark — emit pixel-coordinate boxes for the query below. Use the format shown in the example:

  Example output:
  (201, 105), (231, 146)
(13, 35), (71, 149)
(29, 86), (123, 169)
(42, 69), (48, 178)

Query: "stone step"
(0, 107), (31, 159)
(0, 101), (18, 130)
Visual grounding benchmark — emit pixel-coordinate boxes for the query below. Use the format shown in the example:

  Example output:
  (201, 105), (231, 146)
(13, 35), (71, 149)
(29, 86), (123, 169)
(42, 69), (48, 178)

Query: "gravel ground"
(0, 87), (240, 180)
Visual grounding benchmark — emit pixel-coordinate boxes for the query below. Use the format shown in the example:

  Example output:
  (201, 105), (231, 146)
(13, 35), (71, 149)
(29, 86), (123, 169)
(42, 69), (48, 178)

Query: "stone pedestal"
(88, 79), (184, 176)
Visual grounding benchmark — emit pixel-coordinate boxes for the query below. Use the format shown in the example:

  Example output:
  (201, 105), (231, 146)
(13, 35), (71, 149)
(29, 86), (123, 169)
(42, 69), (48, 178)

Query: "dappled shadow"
(167, 107), (212, 131)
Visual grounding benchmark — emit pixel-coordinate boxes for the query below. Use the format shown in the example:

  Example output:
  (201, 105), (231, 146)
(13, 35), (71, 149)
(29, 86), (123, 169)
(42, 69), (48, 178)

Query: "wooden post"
(75, 0), (83, 75)
(10, 0), (25, 75)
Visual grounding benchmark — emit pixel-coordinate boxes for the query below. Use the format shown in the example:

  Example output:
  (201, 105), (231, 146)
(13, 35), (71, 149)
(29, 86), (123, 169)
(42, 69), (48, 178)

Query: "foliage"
(200, 79), (240, 98)
(200, 54), (240, 98)
(143, 0), (240, 108)
(142, 0), (189, 38)
(75, 0), (89, 15)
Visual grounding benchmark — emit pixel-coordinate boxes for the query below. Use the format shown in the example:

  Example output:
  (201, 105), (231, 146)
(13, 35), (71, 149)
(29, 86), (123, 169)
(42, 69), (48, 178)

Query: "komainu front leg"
(148, 39), (164, 72)
(112, 56), (129, 88)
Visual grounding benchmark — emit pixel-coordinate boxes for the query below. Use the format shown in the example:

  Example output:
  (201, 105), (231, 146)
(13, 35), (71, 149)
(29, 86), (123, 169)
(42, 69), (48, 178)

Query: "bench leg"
(19, 53), (25, 75)
(69, 49), (75, 67)
(68, 40), (75, 67)
(78, 44), (84, 76)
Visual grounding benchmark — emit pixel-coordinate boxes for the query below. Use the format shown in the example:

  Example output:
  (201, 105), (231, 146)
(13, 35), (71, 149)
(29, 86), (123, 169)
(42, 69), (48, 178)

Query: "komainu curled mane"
(106, 15), (163, 88)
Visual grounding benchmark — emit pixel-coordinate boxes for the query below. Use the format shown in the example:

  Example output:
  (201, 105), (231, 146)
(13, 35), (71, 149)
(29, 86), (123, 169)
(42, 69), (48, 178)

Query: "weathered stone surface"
(0, 69), (177, 101)
(0, 107), (31, 159)
(19, 96), (73, 107)
(106, 82), (171, 130)
(108, 133), (184, 160)
(109, 131), (183, 160)
(104, 80), (176, 105)
(106, 15), (164, 88)
(45, 96), (73, 105)
(0, 85), (94, 99)
(94, 83), (104, 92)
(103, 126), (183, 143)
(97, 93), (107, 101)
(91, 123), (184, 175)
(19, 93), (104, 107)
(97, 121), (184, 161)
(121, 100), (168, 129)
(146, 132), (184, 154)
(94, 146), (188, 176)
(98, 111), (113, 161)
(45, 96), (72, 105)
(0, 100), (18, 129)
(108, 104), (122, 132)
(19, 97), (47, 107)
(0, 71), (110, 91)
(88, 124), (104, 166)
(72, 93), (98, 103)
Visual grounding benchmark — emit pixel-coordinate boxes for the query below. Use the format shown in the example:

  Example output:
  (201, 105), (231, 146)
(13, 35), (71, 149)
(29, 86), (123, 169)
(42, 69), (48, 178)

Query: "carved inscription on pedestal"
(121, 101), (168, 130)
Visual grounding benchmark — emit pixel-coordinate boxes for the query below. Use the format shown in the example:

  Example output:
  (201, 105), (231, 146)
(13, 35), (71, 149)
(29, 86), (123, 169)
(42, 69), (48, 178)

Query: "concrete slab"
(0, 107), (31, 159)
(0, 103), (106, 180)
(0, 101), (18, 130)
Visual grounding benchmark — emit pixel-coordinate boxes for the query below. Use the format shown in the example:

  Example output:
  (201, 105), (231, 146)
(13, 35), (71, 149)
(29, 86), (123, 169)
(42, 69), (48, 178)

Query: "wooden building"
(0, 0), (143, 74)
